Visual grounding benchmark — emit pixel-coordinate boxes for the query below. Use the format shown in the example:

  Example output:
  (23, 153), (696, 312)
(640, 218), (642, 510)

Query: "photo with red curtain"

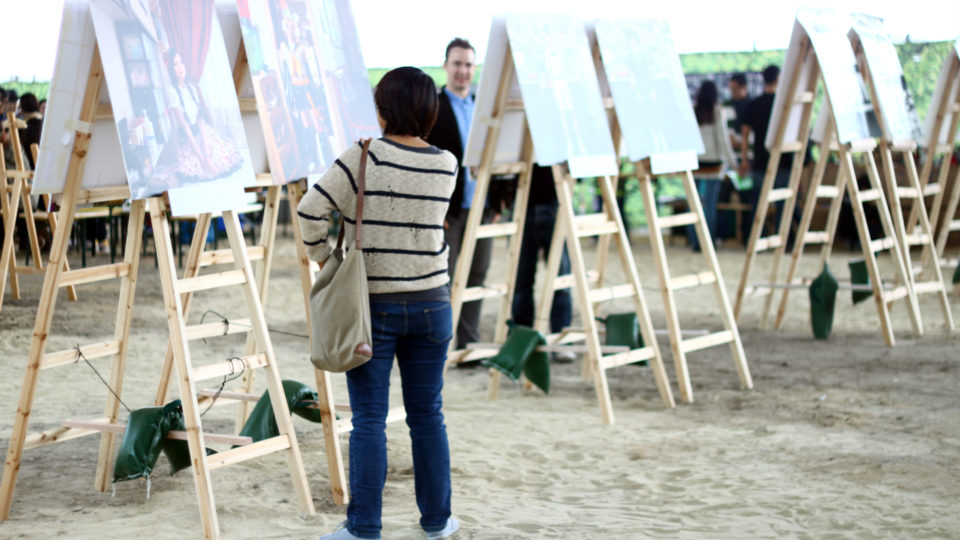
(155, 0), (244, 188)
(157, 0), (213, 82)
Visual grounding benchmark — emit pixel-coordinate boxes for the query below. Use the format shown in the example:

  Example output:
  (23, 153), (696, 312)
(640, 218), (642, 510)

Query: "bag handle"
(336, 138), (372, 251)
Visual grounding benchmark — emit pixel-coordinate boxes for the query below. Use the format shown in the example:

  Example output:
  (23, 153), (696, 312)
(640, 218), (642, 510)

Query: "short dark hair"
(375, 67), (438, 138)
(730, 73), (747, 87)
(445, 38), (474, 62)
(5, 89), (18, 102)
(762, 65), (780, 86)
(20, 93), (39, 113)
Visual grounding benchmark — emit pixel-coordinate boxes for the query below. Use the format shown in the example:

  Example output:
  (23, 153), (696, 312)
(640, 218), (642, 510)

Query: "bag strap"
(335, 138), (372, 251)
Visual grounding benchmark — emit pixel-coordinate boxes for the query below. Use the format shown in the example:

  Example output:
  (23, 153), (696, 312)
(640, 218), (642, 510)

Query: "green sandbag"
(604, 312), (644, 349)
(160, 401), (192, 475)
(483, 325), (546, 383)
(953, 262), (959, 284)
(113, 400), (184, 483)
(602, 313), (646, 366)
(237, 380), (324, 445)
(848, 259), (872, 304)
(809, 264), (839, 340)
(522, 349), (550, 394)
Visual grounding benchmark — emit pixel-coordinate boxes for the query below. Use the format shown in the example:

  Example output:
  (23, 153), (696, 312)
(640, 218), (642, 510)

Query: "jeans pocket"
(423, 303), (453, 345)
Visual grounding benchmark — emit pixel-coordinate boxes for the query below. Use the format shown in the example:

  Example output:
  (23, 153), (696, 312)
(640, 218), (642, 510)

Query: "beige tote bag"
(309, 139), (373, 372)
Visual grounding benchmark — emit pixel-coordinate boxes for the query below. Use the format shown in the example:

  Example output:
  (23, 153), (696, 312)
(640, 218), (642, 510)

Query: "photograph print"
(89, 0), (255, 200)
(238, 0), (380, 184)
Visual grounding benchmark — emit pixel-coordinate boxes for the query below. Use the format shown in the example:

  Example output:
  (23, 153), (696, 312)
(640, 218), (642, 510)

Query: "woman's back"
(298, 138), (458, 295)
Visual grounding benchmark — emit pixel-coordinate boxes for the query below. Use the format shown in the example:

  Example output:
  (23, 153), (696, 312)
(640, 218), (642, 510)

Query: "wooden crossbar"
(60, 420), (254, 447)
(177, 269), (247, 293)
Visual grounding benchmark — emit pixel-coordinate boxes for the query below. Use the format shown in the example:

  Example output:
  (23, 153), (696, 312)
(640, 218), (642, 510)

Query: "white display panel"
(850, 13), (923, 143)
(594, 18), (703, 173)
(236, 0), (380, 184)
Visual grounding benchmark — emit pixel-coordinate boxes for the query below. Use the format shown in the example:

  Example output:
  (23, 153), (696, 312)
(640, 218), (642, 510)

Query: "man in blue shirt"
(427, 38), (493, 350)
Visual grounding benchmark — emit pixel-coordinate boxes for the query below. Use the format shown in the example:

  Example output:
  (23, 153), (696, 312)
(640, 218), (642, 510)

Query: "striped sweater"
(297, 138), (458, 294)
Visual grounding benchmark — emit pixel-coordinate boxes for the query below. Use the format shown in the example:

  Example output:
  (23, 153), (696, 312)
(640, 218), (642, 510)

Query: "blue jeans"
(686, 178), (721, 251)
(345, 301), (453, 538)
(512, 202), (572, 333)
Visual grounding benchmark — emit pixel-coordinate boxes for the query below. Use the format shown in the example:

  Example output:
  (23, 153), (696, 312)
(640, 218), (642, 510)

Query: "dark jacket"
(427, 86), (470, 219)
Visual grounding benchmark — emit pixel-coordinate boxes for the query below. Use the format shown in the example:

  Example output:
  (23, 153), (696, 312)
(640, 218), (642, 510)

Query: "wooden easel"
(0, 114), (77, 311)
(152, 38), (355, 505)
(733, 29), (921, 345)
(448, 40), (675, 425)
(850, 30), (953, 329)
(0, 47), (314, 539)
(588, 26), (752, 404)
(907, 48), (960, 284)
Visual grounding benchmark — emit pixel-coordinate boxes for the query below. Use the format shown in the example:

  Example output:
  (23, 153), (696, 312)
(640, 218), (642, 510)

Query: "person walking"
(299, 67), (460, 540)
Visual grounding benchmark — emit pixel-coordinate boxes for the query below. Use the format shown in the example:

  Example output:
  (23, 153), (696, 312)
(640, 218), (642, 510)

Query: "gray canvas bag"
(309, 139), (373, 372)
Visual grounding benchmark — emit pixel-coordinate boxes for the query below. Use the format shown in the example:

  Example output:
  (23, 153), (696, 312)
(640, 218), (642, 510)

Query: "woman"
(165, 47), (242, 184)
(299, 67), (460, 540)
(688, 80), (738, 251)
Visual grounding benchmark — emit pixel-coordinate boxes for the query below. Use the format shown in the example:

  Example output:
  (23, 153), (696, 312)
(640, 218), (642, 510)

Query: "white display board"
(236, 0), (380, 184)
(769, 9), (880, 149)
(464, 14), (617, 178)
(593, 19), (703, 174)
(921, 39), (960, 148)
(34, 0), (126, 196)
(34, 0), (252, 216)
(462, 17), (526, 170)
(850, 13), (924, 143)
(216, 1), (270, 178)
(89, 0), (255, 209)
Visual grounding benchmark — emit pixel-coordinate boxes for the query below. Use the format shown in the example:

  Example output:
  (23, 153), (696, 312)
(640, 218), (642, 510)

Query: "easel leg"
(288, 181), (348, 505)
(934, 167), (960, 261)
(154, 213), (213, 406)
(43, 194), (78, 302)
(683, 172), (753, 390)
(0, 175), (24, 306)
(222, 209), (314, 516)
(553, 165), (614, 424)
(902, 152), (954, 330)
(774, 124), (835, 330)
(863, 151), (922, 337)
(149, 198), (220, 538)
(639, 174), (692, 402)
(236, 186), (282, 428)
(600, 174), (674, 408)
(94, 200), (146, 491)
(19, 179), (43, 269)
(0, 157), (85, 520)
(839, 151), (895, 346)
(761, 154), (806, 328)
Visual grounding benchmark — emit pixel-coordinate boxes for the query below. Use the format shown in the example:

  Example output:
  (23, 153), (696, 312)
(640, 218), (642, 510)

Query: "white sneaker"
(424, 517), (459, 539)
(553, 350), (577, 364)
(319, 520), (370, 540)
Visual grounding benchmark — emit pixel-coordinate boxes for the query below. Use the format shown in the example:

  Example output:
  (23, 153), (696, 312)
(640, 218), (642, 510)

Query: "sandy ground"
(0, 228), (958, 539)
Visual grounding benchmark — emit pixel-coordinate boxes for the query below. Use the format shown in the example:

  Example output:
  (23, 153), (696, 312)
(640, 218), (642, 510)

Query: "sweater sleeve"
(296, 145), (361, 262)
